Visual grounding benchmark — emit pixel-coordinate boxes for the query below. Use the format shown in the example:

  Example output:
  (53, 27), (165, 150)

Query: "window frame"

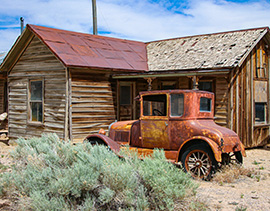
(255, 102), (267, 124)
(198, 80), (214, 92)
(200, 97), (212, 113)
(170, 93), (184, 117)
(28, 79), (44, 125)
(142, 94), (167, 117)
(119, 84), (131, 105)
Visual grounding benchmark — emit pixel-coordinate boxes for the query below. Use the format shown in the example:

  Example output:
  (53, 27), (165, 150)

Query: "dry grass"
(212, 164), (256, 184)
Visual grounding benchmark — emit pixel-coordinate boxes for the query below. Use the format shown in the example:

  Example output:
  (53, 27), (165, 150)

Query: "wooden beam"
(113, 69), (231, 79)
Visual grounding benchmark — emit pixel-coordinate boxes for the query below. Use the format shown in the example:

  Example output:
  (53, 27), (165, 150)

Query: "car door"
(140, 94), (170, 149)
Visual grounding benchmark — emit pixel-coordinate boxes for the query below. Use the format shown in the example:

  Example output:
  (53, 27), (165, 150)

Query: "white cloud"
(0, 0), (270, 52)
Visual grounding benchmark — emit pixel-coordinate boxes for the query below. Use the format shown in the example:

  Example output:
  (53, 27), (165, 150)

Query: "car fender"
(178, 136), (222, 162)
(85, 134), (121, 154)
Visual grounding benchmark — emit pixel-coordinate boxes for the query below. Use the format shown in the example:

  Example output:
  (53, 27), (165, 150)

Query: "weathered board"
(8, 36), (67, 141)
(70, 68), (117, 141)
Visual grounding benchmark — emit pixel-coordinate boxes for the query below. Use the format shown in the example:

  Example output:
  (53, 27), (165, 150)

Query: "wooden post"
(144, 77), (155, 91)
(192, 76), (199, 90)
(92, 0), (97, 35)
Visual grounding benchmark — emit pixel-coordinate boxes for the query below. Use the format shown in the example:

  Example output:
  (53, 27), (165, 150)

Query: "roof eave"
(238, 28), (269, 68)
(0, 27), (34, 73)
(112, 68), (232, 79)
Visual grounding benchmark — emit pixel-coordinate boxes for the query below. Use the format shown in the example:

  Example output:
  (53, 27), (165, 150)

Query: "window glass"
(30, 80), (43, 122)
(255, 103), (266, 123)
(31, 81), (42, 100)
(120, 85), (131, 105)
(171, 94), (184, 116)
(143, 94), (167, 116)
(200, 97), (211, 112)
(199, 81), (213, 92)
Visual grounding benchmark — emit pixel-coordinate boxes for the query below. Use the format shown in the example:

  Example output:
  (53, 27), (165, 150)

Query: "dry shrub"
(0, 133), (200, 211)
(212, 164), (255, 184)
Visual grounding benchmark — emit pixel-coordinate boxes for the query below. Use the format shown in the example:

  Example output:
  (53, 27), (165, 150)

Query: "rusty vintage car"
(85, 90), (246, 179)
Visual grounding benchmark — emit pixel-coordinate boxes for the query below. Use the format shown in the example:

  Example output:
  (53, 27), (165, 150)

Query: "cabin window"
(200, 97), (211, 112)
(255, 103), (266, 123)
(171, 94), (184, 116)
(120, 85), (131, 105)
(199, 81), (213, 92)
(143, 94), (167, 116)
(29, 80), (43, 123)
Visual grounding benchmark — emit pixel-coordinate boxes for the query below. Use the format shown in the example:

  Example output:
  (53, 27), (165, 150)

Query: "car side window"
(143, 94), (167, 116)
(171, 94), (184, 116)
(200, 97), (211, 112)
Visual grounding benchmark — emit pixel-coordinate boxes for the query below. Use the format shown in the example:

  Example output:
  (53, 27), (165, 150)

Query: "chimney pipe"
(92, 0), (97, 35)
(20, 17), (24, 34)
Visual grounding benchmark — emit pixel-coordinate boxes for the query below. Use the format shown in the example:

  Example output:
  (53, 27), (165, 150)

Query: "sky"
(0, 0), (270, 53)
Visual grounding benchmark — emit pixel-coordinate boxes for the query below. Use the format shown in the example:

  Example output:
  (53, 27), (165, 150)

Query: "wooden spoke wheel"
(181, 145), (216, 179)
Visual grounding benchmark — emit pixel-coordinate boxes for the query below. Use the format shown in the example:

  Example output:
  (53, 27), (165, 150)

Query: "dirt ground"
(0, 142), (270, 210)
(196, 148), (270, 211)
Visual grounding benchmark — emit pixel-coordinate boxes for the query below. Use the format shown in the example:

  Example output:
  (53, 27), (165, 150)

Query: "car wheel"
(222, 151), (243, 165)
(181, 145), (217, 179)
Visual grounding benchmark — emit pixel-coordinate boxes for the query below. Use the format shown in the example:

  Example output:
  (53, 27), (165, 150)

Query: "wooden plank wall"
(70, 68), (117, 141)
(229, 40), (269, 147)
(8, 36), (67, 141)
(0, 78), (6, 114)
(214, 77), (228, 127)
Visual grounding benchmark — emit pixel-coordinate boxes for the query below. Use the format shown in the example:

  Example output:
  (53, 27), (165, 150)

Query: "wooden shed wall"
(229, 40), (270, 147)
(8, 36), (67, 141)
(0, 77), (6, 114)
(70, 68), (117, 141)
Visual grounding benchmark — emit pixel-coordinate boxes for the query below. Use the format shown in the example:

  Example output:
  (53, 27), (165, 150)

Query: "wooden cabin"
(0, 24), (147, 142)
(115, 27), (270, 148)
(1, 24), (270, 148)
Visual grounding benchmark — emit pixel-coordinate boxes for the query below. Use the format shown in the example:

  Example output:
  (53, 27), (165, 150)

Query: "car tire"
(181, 144), (217, 180)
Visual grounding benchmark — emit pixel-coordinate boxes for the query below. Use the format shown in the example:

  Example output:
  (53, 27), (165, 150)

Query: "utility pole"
(92, 0), (97, 35)
(20, 17), (24, 34)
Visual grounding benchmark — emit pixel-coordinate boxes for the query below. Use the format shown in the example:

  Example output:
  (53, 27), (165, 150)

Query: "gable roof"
(147, 27), (270, 71)
(1, 24), (148, 72)
(0, 52), (6, 65)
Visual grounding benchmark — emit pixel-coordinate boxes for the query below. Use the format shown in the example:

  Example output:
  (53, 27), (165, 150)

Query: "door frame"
(117, 81), (136, 120)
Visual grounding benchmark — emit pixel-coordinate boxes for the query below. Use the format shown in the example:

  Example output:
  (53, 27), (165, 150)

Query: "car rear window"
(200, 97), (211, 112)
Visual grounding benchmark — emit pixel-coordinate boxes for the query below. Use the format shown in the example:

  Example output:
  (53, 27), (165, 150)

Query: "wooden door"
(118, 82), (136, 121)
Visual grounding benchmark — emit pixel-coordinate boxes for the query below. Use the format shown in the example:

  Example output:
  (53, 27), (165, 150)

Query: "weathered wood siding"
(70, 68), (117, 141)
(215, 77), (229, 127)
(0, 77), (6, 114)
(229, 40), (269, 147)
(8, 36), (67, 141)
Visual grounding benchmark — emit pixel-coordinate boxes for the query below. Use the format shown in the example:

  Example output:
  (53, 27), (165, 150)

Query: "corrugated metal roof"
(28, 25), (148, 72)
(147, 27), (269, 71)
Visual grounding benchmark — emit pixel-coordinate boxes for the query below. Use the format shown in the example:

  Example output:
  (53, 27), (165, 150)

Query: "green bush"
(0, 133), (198, 210)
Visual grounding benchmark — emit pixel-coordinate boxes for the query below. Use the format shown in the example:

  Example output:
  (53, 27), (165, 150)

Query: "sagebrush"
(0, 133), (199, 210)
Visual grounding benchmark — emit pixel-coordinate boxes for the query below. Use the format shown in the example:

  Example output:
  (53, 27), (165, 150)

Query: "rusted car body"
(85, 90), (246, 178)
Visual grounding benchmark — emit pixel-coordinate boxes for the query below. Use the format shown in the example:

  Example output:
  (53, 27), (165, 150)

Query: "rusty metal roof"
(28, 24), (148, 72)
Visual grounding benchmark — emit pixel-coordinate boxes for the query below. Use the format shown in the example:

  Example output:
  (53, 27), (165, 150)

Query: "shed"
(0, 24), (147, 142)
(114, 27), (270, 148)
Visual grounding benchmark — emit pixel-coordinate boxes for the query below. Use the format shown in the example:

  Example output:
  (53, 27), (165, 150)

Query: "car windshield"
(143, 94), (167, 116)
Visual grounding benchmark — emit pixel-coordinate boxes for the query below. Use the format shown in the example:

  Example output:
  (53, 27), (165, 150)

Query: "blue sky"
(0, 0), (270, 53)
